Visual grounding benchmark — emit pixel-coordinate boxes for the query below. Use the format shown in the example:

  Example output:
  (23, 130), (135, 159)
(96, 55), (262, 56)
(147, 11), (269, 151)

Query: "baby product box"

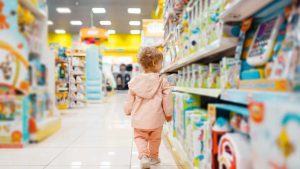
(199, 65), (209, 88)
(220, 57), (239, 89)
(173, 92), (201, 144)
(207, 63), (220, 88)
(188, 65), (194, 88)
(192, 64), (200, 88)
(249, 101), (300, 169)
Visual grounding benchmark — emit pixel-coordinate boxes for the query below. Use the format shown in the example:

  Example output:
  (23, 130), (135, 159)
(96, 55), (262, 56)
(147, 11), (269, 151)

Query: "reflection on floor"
(0, 93), (180, 169)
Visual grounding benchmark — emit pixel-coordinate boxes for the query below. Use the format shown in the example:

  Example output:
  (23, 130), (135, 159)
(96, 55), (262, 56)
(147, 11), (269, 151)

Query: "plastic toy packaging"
(220, 57), (240, 89)
(207, 63), (220, 88)
(249, 101), (300, 169)
(198, 65), (209, 88)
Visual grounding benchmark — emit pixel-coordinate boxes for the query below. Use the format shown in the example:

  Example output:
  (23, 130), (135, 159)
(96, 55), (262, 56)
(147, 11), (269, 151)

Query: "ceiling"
(47, 0), (158, 34)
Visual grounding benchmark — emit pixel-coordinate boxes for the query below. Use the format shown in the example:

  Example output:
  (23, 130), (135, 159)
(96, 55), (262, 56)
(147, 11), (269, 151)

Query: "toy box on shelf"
(68, 48), (87, 108)
(0, 95), (30, 148)
(249, 100), (300, 169)
(208, 103), (251, 169)
(237, 0), (300, 92)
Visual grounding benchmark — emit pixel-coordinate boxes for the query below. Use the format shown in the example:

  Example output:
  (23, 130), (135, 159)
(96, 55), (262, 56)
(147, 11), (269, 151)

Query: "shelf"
(163, 129), (192, 169)
(212, 103), (249, 116)
(173, 87), (221, 98)
(220, 0), (272, 22)
(221, 89), (300, 105)
(18, 0), (47, 19)
(72, 65), (85, 68)
(161, 38), (238, 73)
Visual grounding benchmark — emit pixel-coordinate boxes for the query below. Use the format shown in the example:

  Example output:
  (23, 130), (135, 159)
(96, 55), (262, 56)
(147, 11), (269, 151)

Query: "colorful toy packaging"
(220, 57), (240, 89)
(207, 63), (220, 88)
(0, 96), (29, 147)
(172, 92), (201, 143)
(249, 101), (300, 169)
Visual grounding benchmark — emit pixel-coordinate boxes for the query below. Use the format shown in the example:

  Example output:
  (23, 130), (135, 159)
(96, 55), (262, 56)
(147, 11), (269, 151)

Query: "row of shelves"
(162, 38), (237, 73)
(173, 87), (300, 105)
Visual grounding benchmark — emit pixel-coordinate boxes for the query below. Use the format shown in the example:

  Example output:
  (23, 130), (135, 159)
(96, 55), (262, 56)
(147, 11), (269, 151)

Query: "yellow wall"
(48, 33), (141, 62)
(102, 34), (141, 63)
(48, 33), (73, 48)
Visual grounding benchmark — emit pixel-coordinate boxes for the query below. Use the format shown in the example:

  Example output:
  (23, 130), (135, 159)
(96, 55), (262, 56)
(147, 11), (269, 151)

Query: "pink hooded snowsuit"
(124, 73), (173, 159)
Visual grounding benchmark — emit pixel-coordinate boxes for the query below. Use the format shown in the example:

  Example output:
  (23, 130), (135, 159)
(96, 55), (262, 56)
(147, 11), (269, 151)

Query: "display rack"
(0, 0), (61, 146)
(162, 0), (300, 168)
(69, 49), (87, 108)
(54, 47), (70, 110)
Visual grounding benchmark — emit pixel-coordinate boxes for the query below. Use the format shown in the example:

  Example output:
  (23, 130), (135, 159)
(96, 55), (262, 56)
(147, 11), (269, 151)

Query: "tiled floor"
(0, 93), (180, 169)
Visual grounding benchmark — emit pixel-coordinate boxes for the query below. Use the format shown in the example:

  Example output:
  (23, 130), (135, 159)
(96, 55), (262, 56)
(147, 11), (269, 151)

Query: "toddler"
(124, 47), (173, 168)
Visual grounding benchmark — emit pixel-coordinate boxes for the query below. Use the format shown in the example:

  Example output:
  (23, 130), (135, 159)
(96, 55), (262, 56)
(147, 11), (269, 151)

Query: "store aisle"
(0, 93), (180, 169)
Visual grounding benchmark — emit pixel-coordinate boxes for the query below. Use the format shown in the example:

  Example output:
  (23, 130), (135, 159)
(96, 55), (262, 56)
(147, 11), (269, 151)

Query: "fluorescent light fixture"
(129, 21), (140, 26)
(92, 8), (106, 13)
(70, 20), (83, 25)
(47, 20), (53, 25)
(100, 21), (111, 25)
(130, 30), (140, 34)
(55, 29), (66, 34)
(56, 7), (71, 13)
(128, 8), (141, 14)
(107, 30), (116, 34)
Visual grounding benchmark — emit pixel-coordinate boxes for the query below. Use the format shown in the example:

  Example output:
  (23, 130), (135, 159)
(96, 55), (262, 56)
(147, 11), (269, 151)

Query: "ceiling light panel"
(70, 20), (83, 25)
(100, 21), (111, 25)
(107, 30), (116, 34)
(47, 20), (53, 25)
(92, 8), (106, 13)
(128, 8), (141, 14)
(55, 29), (66, 34)
(129, 21), (141, 26)
(130, 30), (140, 34)
(56, 7), (71, 13)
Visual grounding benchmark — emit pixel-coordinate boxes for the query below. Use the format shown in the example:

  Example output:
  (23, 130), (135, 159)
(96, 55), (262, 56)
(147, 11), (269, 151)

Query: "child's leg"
(134, 128), (150, 159)
(148, 127), (163, 160)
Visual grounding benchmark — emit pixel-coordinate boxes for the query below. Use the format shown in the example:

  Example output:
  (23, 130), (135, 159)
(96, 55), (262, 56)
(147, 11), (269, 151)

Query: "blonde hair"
(138, 47), (163, 72)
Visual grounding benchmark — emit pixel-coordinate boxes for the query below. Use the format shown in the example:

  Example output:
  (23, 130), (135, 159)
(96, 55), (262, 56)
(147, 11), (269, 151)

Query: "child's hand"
(165, 115), (172, 122)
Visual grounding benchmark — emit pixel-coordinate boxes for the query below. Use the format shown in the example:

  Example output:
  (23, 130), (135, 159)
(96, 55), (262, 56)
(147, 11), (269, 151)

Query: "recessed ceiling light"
(92, 8), (106, 13)
(128, 8), (141, 14)
(55, 29), (66, 34)
(107, 30), (116, 34)
(47, 20), (53, 25)
(100, 21), (111, 25)
(70, 20), (83, 25)
(56, 7), (71, 13)
(130, 30), (140, 34)
(129, 21), (141, 26)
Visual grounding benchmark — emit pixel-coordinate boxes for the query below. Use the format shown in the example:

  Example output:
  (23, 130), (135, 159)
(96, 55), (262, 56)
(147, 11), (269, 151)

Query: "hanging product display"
(163, 0), (300, 168)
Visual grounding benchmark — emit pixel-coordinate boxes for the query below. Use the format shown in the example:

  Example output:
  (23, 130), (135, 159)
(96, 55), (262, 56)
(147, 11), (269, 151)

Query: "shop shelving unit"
(69, 50), (87, 108)
(162, 0), (300, 168)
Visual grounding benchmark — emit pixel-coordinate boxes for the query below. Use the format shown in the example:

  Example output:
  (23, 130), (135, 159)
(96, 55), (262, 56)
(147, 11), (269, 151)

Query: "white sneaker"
(149, 158), (161, 165)
(140, 156), (150, 169)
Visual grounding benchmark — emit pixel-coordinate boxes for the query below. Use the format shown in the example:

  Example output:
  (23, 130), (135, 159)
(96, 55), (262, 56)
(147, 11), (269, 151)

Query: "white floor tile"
(0, 148), (63, 166)
(0, 94), (180, 169)
(49, 147), (132, 166)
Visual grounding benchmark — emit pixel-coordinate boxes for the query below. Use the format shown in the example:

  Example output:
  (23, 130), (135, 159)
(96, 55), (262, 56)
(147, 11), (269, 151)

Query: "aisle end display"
(0, 0), (61, 147)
